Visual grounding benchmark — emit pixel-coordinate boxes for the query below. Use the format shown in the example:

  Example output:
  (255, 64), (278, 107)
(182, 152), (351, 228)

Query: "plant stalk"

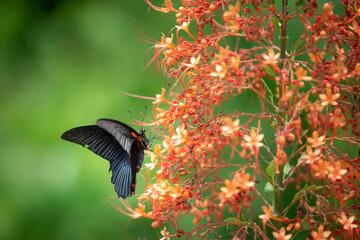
(273, 0), (289, 230)
(273, 164), (284, 229)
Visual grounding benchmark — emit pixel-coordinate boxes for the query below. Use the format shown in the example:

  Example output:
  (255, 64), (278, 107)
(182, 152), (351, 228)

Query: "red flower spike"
(112, 1), (360, 239)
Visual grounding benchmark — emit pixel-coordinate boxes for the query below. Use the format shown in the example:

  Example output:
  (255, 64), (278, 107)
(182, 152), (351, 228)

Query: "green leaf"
(240, 214), (247, 223)
(291, 184), (319, 204)
(294, 38), (304, 52)
(266, 159), (276, 180)
(262, 138), (269, 147)
(291, 186), (304, 204)
(264, 66), (276, 78)
(224, 217), (238, 223)
(301, 129), (309, 138)
(285, 114), (289, 124)
(271, 16), (281, 32)
(291, 229), (309, 239)
(224, 217), (247, 224)
(264, 182), (274, 201)
(283, 163), (291, 178)
(261, 79), (274, 104)
(296, 0), (306, 10)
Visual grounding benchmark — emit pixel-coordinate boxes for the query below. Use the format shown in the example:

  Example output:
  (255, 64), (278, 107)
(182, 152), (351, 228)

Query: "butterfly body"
(61, 119), (149, 199)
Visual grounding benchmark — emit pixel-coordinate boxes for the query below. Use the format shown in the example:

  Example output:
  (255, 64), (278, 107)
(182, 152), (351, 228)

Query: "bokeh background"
(0, 1), (172, 239)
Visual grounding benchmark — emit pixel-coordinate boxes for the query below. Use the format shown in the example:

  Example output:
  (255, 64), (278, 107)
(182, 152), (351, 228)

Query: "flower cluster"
(117, 0), (360, 239)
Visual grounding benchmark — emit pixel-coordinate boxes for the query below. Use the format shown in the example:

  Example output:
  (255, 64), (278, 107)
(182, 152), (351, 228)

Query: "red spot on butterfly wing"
(131, 131), (141, 146)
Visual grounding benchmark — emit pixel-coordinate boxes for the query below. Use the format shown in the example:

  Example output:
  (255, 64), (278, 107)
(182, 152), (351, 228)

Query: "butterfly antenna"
(150, 135), (157, 142)
(141, 106), (147, 129)
(128, 111), (135, 121)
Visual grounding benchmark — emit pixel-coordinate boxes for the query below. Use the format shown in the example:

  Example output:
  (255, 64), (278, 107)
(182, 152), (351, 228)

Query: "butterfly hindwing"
(109, 156), (133, 198)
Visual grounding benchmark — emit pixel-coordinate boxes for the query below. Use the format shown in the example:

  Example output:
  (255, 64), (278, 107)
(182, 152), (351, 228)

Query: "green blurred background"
(0, 1), (171, 239)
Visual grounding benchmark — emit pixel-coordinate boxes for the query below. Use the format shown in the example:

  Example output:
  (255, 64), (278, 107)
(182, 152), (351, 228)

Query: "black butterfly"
(61, 119), (149, 199)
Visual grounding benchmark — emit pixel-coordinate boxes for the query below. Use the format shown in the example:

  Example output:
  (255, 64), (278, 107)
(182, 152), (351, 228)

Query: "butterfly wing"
(109, 156), (133, 198)
(61, 126), (127, 162)
(61, 125), (134, 198)
(97, 119), (138, 155)
(97, 119), (146, 195)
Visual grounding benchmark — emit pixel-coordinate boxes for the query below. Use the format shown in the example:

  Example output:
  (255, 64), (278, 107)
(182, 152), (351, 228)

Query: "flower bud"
(287, 133), (295, 141)
(323, 3), (333, 17)
(278, 136), (286, 145)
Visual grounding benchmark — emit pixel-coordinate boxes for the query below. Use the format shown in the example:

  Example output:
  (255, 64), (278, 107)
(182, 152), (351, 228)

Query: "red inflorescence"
(115, 1), (360, 239)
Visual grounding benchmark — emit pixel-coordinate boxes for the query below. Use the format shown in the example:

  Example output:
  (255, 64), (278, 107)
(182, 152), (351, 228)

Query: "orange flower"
(155, 33), (175, 49)
(160, 226), (170, 240)
(145, 0), (176, 14)
(272, 227), (292, 240)
(262, 49), (280, 68)
(234, 171), (255, 190)
(295, 67), (313, 81)
(231, 55), (241, 70)
(146, 179), (170, 200)
(258, 205), (272, 224)
(133, 203), (152, 218)
(172, 124), (189, 146)
(224, 1), (240, 19)
(312, 160), (329, 179)
(210, 62), (227, 79)
(221, 118), (240, 138)
(337, 212), (358, 230)
(311, 225), (331, 240)
(176, 19), (197, 41)
(145, 144), (161, 170)
(308, 51), (325, 64)
(319, 88), (340, 106)
(244, 129), (264, 148)
(220, 179), (240, 199)
(176, 20), (190, 32)
(183, 56), (201, 69)
(307, 131), (326, 148)
(220, 171), (254, 200)
(302, 146), (321, 164)
(154, 88), (173, 105)
(349, 20), (360, 35)
(327, 161), (347, 182)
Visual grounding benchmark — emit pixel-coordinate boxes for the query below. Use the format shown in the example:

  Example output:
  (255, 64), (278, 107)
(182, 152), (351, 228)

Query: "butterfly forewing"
(97, 119), (138, 154)
(61, 126), (127, 162)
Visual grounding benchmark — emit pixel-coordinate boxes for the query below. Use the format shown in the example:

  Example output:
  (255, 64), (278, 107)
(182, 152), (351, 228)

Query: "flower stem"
(273, 163), (284, 229)
(280, 0), (288, 61)
(272, 0), (289, 229)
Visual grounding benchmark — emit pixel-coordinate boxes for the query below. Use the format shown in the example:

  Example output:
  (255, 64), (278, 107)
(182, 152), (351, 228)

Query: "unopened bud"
(287, 133), (295, 141)
(323, 3), (333, 15)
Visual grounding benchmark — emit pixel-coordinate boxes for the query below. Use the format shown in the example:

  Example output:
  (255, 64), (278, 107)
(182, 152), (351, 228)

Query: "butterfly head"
(139, 129), (150, 150)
